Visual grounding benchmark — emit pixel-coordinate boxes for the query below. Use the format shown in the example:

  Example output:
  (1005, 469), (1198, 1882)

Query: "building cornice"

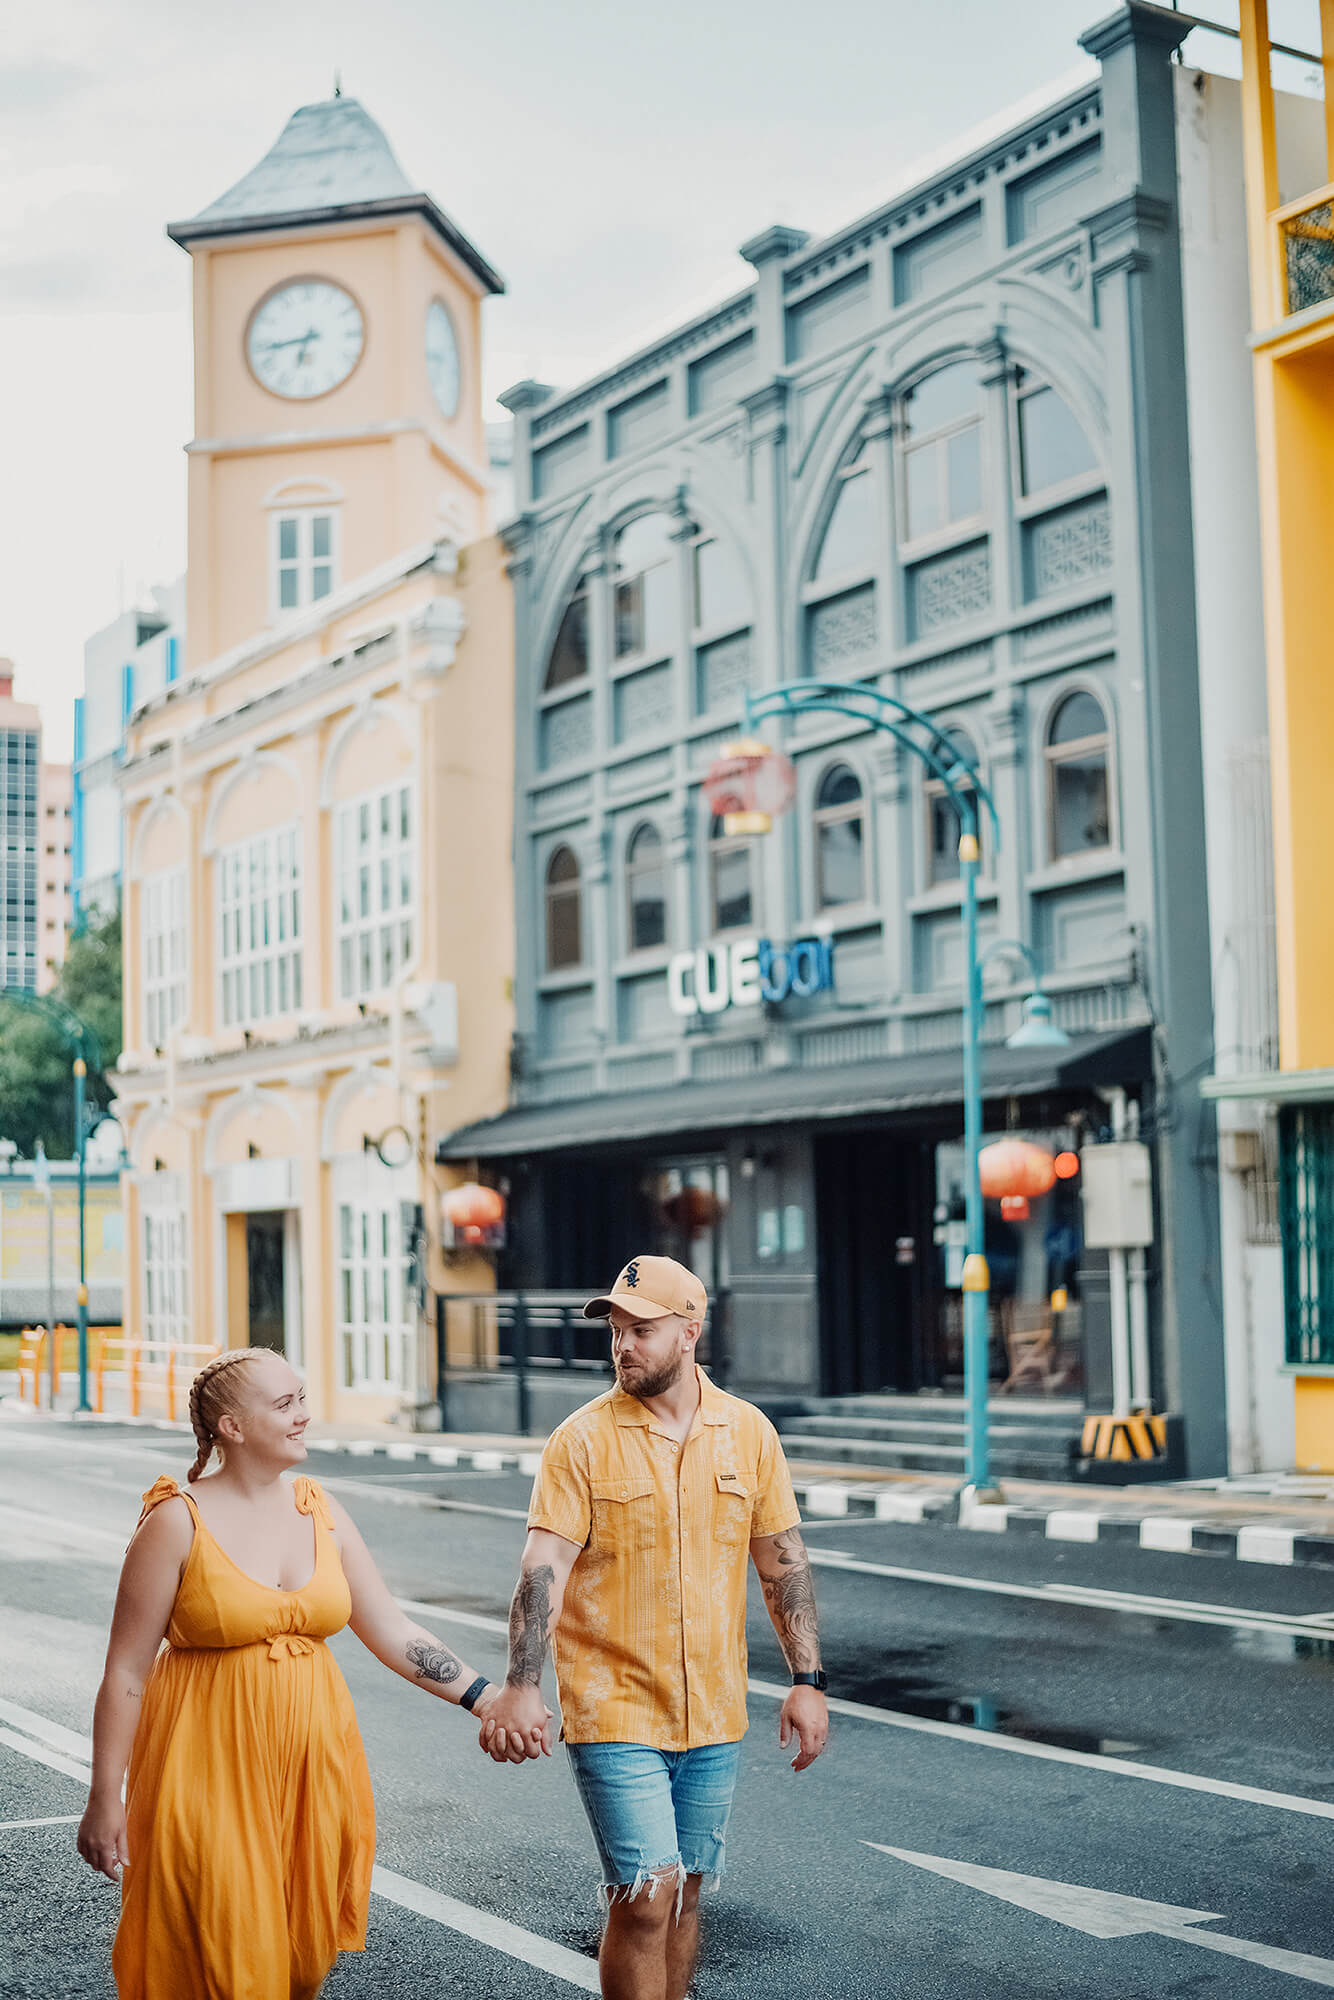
(167, 192), (505, 296)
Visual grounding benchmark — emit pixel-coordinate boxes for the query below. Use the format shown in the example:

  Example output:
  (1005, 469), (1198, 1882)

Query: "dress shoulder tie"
(132, 1474), (200, 1543)
(293, 1476), (333, 1528)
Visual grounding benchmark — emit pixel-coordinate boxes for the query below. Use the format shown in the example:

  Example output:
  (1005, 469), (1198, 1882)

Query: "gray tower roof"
(167, 96), (504, 295)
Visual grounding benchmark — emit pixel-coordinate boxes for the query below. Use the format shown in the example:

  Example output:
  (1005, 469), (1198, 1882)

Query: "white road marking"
(0, 1814), (81, 1830)
(803, 1546), (1334, 1639)
(1138, 1516), (1200, 1553)
(395, 1597), (509, 1636)
(371, 1865), (600, 1992)
(0, 1728), (92, 1785)
(746, 1678), (1334, 1821)
(1237, 1525), (1296, 1565)
(322, 1478), (528, 1522)
(872, 1847), (1334, 1986)
(0, 1696), (92, 1760)
(1045, 1510), (1101, 1542)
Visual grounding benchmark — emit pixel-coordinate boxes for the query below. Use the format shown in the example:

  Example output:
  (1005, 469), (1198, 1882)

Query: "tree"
(0, 904), (123, 1159)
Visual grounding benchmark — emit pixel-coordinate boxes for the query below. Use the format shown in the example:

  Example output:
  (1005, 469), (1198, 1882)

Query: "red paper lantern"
(978, 1139), (1057, 1202)
(1054, 1150), (1080, 1180)
(442, 1182), (506, 1233)
(999, 1195), (1031, 1222)
(662, 1185), (728, 1233)
(702, 738), (797, 836)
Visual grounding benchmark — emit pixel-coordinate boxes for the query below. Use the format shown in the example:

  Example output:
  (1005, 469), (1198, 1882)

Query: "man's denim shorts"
(566, 1740), (742, 1903)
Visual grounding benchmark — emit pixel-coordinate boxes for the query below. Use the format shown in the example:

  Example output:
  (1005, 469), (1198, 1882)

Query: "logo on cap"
(623, 1260), (640, 1289)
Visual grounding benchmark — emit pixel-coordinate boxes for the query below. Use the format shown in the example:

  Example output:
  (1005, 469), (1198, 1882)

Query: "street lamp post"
(721, 679), (1015, 1493)
(0, 986), (101, 1413)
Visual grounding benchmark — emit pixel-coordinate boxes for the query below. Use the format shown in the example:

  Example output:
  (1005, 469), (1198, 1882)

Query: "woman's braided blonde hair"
(186, 1348), (274, 1483)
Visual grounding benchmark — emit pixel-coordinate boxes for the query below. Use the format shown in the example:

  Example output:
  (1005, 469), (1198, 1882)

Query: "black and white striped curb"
(301, 1438), (1334, 1574)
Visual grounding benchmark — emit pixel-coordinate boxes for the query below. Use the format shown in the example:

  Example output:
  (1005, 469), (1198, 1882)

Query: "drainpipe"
(1102, 1087), (1132, 1419)
(1124, 1096), (1152, 1409)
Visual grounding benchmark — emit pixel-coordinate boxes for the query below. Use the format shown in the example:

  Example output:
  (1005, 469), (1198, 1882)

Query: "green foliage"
(0, 904), (123, 1160)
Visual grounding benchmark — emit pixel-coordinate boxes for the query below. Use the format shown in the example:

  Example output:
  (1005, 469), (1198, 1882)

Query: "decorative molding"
(202, 1083), (302, 1174)
(407, 594), (467, 677)
(319, 1062), (395, 1161)
(318, 692), (417, 805)
(202, 747), (303, 855)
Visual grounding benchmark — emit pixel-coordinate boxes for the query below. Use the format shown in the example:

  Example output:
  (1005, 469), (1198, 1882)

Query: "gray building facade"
(444, 4), (1227, 1471)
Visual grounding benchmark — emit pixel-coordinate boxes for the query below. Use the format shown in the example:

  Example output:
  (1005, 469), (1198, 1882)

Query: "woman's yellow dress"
(112, 1474), (376, 2000)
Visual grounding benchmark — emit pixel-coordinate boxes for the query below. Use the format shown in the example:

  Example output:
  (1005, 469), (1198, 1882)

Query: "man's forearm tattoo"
(406, 1637), (464, 1687)
(506, 1563), (556, 1687)
(759, 1527), (822, 1672)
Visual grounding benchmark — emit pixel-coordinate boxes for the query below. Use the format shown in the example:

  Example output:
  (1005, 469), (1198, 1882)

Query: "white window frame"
(269, 506), (341, 619)
(141, 1182), (189, 1347)
(337, 1196), (413, 1392)
(334, 780), (416, 1000)
(217, 823), (303, 1028)
(142, 865), (187, 1050)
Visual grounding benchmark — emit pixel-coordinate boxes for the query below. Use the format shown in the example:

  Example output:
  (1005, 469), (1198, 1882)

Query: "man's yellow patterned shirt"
(527, 1368), (801, 1749)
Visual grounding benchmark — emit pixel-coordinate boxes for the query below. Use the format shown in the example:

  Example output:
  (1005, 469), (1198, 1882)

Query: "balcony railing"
(1279, 185), (1334, 316)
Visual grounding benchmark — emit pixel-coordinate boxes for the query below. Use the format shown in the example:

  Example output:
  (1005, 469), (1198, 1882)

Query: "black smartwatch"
(459, 1676), (491, 1712)
(791, 1670), (828, 1691)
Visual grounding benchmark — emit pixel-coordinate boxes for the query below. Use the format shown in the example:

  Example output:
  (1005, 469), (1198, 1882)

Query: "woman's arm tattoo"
(756, 1527), (822, 1673)
(406, 1637), (465, 1687)
(506, 1563), (556, 1687)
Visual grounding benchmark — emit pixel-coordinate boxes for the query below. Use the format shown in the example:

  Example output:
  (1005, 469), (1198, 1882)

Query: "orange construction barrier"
(94, 1338), (221, 1420)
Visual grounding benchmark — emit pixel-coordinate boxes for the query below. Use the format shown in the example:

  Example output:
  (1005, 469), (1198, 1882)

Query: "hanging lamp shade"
(442, 1181), (506, 1245)
(978, 1139), (1057, 1201)
(702, 738), (797, 835)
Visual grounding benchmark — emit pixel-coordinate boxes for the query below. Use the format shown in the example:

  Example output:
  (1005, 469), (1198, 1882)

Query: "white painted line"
(1237, 1525), (1296, 1566)
(874, 1492), (928, 1523)
(800, 1484), (852, 1518)
(0, 1697), (92, 1761)
(518, 1454), (543, 1477)
(0, 1728), (91, 1785)
(395, 1598), (509, 1637)
(387, 1443), (421, 1462)
(1045, 1510), (1101, 1542)
(345, 1440), (377, 1457)
(321, 1478), (528, 1523)
(1139, 1517), (1200, 1553)
(372, 1865), (600, 1991)
(803, 1548), (1334, 1638)
(470, 1451), (506, 1472)
(745, 1679), (1334, 1822)
(428, 1445), (460, 1467)
(0, 1814), (82, 1830)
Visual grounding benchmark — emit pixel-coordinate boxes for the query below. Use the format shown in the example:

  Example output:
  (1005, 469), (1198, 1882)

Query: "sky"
(0, 0), (1319, 759)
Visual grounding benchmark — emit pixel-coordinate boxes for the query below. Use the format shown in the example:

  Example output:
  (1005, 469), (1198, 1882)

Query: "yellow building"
(1221, 5), (1334, 1465)
(113, 97), (514, 1423)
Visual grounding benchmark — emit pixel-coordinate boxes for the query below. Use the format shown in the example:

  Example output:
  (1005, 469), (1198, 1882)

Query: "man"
(480, 1254), (829, 2000)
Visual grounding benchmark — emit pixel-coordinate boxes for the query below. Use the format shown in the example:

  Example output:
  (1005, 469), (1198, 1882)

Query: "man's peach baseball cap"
(583, 1254), (708, 1324)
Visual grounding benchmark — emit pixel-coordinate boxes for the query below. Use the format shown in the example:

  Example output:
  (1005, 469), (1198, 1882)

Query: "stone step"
(808, 1395), (1081, 1431)
(778, 1412), (1081, 1447)
(778, 1430), (1079, 1478)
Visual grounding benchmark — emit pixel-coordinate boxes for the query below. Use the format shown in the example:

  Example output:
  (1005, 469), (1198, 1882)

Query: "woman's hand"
(77, 1792), (129, 1881)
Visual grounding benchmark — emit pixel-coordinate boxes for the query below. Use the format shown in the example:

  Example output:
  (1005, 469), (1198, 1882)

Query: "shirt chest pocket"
(712, 1471), (755, 1545)
(590, 1478), (657, 1554)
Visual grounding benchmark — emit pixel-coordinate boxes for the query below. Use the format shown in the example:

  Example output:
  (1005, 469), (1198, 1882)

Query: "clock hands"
(261, 328), (321, 353)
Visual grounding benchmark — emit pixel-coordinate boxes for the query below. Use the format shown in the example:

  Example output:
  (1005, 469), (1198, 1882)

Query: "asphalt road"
(3, 1419), (1334, 1998)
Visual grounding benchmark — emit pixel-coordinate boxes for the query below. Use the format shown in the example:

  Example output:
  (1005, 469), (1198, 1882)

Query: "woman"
(76, 1345), (531, 1999)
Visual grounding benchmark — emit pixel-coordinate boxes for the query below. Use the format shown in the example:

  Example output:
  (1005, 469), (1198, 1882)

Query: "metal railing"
(435, 1289), (730, 1435)
(17, 1326), (221, 1419)
(1279, 187), (1334, 316)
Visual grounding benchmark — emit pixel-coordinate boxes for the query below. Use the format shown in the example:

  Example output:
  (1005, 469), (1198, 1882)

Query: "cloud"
(0, 59), (94, 119)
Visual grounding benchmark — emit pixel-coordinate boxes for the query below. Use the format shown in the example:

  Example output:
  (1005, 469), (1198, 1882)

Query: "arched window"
(626, 823), (667, 951)
(709, 815), (754, 934)
(1046, 692), (1112, 859)
(614, 513), (674, 659)
(814, 446), (876, 582)
(813, 764), (866, 909)
(924, 727), (983, 886)
(1015, 372), (1098, 496)
(544, 578), (588, 690)
(692, 533), (748, 635)
(545, 845), (583, 970)
(901, 362), (984, 542)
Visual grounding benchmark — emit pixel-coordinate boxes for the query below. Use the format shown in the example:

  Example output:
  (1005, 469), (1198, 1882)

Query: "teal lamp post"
(715, 680), (1005, 1491)
(0, 987), (102, 1413)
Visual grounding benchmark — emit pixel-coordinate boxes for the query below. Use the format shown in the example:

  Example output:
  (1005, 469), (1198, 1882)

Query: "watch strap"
(459, 1675), (491, 1712)
(791, 1670), (827, 1691)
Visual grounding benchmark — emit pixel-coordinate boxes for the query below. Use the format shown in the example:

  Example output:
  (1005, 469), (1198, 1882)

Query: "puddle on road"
(837, 1659), (1152, 1757)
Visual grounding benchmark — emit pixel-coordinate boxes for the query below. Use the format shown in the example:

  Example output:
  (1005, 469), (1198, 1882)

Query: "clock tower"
(168, 96), (504, 669)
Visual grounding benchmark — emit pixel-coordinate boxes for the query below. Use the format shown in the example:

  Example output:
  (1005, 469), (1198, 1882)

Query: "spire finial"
(333, 69), (342, 98)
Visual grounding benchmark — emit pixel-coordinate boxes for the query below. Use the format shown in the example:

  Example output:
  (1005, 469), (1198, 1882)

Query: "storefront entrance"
(246, 1213), (287, 1354)
(814, 1131), (937, 1396)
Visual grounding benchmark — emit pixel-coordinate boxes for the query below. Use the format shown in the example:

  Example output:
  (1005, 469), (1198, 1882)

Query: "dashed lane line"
(0, 1814), (81, 1830)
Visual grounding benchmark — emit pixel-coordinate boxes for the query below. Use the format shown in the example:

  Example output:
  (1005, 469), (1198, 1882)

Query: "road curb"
(299, 1439), (1334, 1576)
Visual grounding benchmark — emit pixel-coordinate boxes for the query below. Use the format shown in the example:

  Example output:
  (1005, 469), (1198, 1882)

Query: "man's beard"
(616, 1351), (685, 1400)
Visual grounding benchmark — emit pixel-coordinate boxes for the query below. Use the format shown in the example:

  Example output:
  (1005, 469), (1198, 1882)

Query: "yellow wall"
(1294, 1377), (1334, 1471)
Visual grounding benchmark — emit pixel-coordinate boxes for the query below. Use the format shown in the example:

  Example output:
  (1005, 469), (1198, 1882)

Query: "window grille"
(142, 866), (187, 1049)
(217, 825), (302, 1026)
(337, 1200), (412, 1391)
(335, 782), (415, 999)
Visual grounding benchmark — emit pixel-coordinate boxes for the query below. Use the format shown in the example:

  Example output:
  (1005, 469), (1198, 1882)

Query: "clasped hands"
(475, 1680), (554, 1764)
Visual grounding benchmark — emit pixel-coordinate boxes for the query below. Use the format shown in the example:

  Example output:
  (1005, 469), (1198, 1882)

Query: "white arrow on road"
(870, 1846), (1334, 1986)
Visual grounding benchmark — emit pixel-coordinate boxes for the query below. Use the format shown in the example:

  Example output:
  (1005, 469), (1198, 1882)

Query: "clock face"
(246, 279), (365, 400)
(426, 299), (461, 419)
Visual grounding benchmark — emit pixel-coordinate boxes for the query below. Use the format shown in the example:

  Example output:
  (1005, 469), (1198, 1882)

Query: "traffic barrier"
(1080, 1411), (1169, 1462)
(1072, 1409), (1187, 1483)
(17, 1325), (77, 1405)
(94, 1338), (221, 1420)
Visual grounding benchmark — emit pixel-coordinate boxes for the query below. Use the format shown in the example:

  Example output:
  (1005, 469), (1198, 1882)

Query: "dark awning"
(437, 1026), (1152, 1162)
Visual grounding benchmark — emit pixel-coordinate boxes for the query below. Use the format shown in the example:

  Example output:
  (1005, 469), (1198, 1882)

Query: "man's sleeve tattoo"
(758, 1527), (822, 1672)
(506, 1563), (556, 1687)
(406, 1637), (465, 1687)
